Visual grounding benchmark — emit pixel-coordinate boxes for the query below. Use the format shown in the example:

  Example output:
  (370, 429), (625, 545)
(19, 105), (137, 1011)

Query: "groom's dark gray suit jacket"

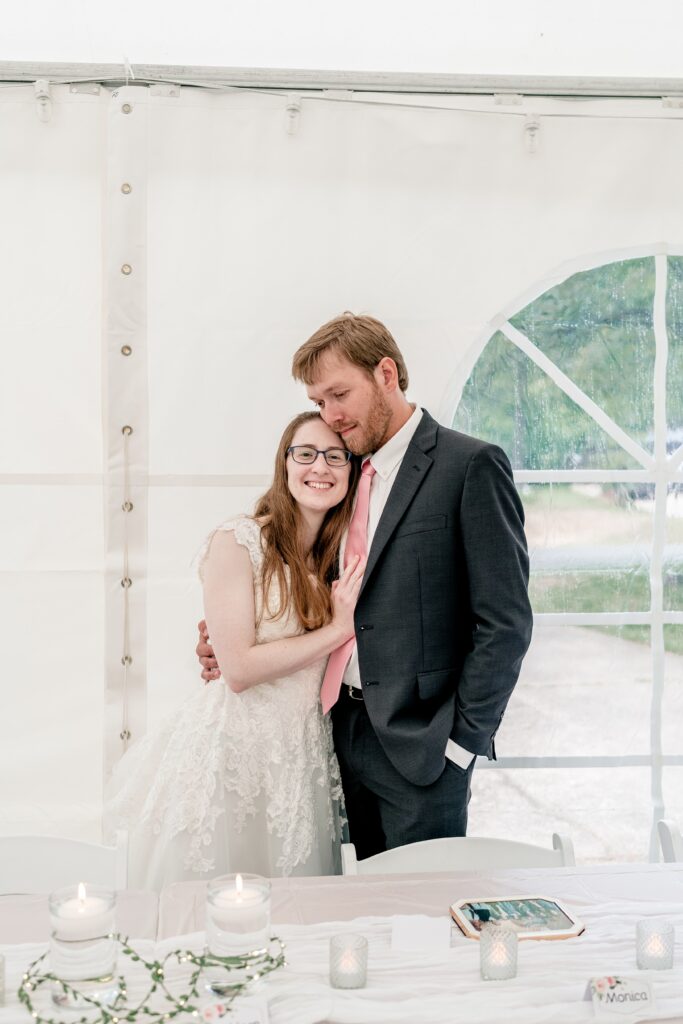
(353, 409), (533, 787)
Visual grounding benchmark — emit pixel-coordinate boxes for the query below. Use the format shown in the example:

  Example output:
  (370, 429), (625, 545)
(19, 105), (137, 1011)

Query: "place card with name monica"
(586, 976), (655, 1018)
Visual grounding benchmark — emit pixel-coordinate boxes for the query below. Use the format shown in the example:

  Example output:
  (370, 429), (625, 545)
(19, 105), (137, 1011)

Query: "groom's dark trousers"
(331, 411), (532, 860)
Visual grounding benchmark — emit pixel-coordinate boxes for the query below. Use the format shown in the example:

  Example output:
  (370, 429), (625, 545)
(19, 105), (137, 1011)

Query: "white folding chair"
(0, 831), (128, 893)
(657, 819), (683, 863)
(341, 832), (575, 875)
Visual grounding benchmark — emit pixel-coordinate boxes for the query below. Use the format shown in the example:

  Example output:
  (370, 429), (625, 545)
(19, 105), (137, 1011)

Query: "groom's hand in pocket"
(197, 619), (221, 683)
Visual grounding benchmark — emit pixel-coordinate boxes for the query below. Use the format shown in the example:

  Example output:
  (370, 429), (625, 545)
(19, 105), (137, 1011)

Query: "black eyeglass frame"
(286, 445), (353, 466)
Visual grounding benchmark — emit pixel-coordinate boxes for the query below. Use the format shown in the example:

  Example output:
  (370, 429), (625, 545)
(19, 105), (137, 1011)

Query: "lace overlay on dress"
(108, 515), (343, 878)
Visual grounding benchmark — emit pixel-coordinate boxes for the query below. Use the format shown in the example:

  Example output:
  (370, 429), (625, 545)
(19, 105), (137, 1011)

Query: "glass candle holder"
(206, 874), (271, 957)
(636, 919), (674, 970)
(480, 924), (518, 981)
(49, 883), (118, 1008)
(329, 933), (368, 989)
(205, 874), (272, 995)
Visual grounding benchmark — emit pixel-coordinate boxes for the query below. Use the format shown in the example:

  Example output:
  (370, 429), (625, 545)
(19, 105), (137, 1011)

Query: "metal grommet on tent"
(121, 655), (132, 666)
(121, 263), (132, 275)
(121, 345), (132, 356)
(121, 183), (132, 194)
(121, 577), (132, 588)
(119, 729), (131, 742)
(122, 500), (134, 512)
(121, 425), (133, 435)
(122, 103), (133, 114)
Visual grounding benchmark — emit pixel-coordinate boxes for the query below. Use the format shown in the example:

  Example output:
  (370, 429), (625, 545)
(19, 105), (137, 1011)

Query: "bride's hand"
(330, 555), (366, 642)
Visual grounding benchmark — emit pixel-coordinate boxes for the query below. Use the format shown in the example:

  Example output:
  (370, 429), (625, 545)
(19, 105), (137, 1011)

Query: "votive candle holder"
(480, 924), (518, 981)
(48, 884), (118, 1007)
(329, 933), (368, 989)
(636, 919), (674, 970)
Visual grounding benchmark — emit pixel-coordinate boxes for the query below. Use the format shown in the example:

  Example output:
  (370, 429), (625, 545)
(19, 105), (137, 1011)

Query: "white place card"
(200, 996), (269, 1024)
(585, 976), (655, 1018)
(391, 914), (452, 952)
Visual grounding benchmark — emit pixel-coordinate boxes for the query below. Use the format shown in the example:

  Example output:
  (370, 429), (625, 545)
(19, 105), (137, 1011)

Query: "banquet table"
(3, 863), (683, 1023)
(0, 890), (158, 943)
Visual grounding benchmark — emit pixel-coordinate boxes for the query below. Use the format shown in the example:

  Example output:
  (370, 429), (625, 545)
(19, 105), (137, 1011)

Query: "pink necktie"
(320, 459), (376, 714)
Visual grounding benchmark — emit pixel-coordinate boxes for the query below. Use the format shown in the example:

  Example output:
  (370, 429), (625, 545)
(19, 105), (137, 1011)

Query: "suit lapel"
(360, 410), (437, 595)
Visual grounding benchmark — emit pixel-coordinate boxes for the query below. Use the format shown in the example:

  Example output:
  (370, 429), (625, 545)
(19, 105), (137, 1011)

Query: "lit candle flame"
(77, 883), (86, 910)
(235, 874), (243, 902)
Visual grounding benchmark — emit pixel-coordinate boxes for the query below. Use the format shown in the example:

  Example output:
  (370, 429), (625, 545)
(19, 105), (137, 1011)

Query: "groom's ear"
(375, 357), (399, 391)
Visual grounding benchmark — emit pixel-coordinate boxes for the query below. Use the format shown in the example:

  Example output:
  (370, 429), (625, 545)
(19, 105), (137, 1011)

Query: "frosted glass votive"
(330, 934), (368, 989)
(480, 924), (518, 981)
(636, 919), (674, 970)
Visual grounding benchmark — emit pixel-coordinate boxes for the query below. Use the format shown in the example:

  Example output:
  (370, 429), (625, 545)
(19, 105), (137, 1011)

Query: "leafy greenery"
(453, 257), (683, 654)
(18, 935), (286, 1024)
(452, 256), (683, 469)
(666, 257), (683, 435)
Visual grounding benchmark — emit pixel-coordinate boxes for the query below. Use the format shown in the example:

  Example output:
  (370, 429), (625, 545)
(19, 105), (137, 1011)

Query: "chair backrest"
(341, 832), (575, 875)
(657, 819), (683, 863)
(0, 831), (128, 893)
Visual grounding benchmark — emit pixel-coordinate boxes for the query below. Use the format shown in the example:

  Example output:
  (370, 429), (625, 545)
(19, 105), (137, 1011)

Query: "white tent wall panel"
(3, 82), (683, 846)
(0, 87), (104, 838)
(0, 487), (103, 570)
(0, 88), (104, 474)
(0, 573), (103, 838)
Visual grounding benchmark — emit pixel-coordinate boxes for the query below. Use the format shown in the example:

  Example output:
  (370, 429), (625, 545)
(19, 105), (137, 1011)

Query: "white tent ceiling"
(3, 0), (683, 79)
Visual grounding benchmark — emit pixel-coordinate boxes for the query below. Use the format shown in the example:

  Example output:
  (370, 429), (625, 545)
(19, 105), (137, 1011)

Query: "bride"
(106, 411), (362, 888)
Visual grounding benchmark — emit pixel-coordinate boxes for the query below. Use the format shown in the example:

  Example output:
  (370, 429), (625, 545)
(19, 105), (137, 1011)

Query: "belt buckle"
(348, 684), (363, 701)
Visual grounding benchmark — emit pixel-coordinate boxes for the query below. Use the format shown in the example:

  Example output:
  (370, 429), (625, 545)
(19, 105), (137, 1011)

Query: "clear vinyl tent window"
(455, 253), (683, 862)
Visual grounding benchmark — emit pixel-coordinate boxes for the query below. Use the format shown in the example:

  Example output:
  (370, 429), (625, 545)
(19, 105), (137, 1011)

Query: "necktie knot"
(362, 460), (376, 478)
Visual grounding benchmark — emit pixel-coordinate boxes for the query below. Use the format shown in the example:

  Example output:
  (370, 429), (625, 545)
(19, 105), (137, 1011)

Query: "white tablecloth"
(158, 862), (683, 935)
(4, 864), (683, 1023)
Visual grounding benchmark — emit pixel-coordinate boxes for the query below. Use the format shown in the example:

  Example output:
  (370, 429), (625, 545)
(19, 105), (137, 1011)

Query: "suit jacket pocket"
(417, 667), (455, 701)
(395, 514), (447, 539)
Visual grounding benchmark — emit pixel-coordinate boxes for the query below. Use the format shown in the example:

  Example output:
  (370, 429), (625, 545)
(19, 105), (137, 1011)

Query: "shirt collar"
(365, 405), (423, 481)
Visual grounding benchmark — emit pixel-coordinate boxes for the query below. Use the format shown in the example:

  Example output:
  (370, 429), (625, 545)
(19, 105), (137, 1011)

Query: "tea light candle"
(636, 920), (674, 970)
(480, 924), (518, 981)
(329, 934), (368, 989)
(49, 884), (115, 941)
(206, 874), (271, 957)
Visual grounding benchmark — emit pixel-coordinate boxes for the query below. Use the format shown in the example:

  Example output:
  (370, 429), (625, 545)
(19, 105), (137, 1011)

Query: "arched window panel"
(663, 769), (683, 845)
(665, 485), (683, 612)
(509, 258), (656, 454)
(455, 250), (683, 863)
(453, 332), (641, 470)
(662, 627), (683, 759)
(496, 625), (651, 759)
(469, 766), (651, 863)
(525, 483), (652, 613)
(666, 257), (683, 438)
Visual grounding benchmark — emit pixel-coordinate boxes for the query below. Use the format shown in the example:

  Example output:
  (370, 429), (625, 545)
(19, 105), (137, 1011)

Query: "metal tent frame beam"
(2, 61), (683, 98)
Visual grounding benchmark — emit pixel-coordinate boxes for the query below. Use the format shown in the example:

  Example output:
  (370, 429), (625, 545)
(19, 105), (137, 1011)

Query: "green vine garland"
(17, 934), (286, 1024)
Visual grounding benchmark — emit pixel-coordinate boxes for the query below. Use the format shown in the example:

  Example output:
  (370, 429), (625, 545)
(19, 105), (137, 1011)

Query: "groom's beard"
(342, 385), (392, 456)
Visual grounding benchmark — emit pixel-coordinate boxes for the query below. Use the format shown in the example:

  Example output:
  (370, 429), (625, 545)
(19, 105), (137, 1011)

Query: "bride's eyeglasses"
(287, 445), (352, 467)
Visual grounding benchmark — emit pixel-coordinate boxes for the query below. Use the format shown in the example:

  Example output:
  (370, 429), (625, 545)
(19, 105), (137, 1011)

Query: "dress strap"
(196, 515), (263, 581)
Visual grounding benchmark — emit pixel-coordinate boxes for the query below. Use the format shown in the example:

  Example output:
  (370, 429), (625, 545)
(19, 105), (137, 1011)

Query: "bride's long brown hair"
(253, 411), (360, 630)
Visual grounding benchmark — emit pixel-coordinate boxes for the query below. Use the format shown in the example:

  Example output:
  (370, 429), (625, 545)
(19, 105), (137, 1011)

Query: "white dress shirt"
(340, 405), (475, 771)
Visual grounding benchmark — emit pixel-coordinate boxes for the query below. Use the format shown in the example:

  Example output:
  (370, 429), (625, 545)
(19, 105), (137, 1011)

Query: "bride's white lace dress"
(106, 516), (343, 889)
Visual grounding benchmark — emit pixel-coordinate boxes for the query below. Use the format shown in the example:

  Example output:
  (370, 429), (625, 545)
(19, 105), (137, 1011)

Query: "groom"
(198, 314), (532, 859)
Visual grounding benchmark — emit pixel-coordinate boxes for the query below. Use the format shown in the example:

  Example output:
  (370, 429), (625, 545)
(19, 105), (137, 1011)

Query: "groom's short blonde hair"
(291, 313), (409, 392)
